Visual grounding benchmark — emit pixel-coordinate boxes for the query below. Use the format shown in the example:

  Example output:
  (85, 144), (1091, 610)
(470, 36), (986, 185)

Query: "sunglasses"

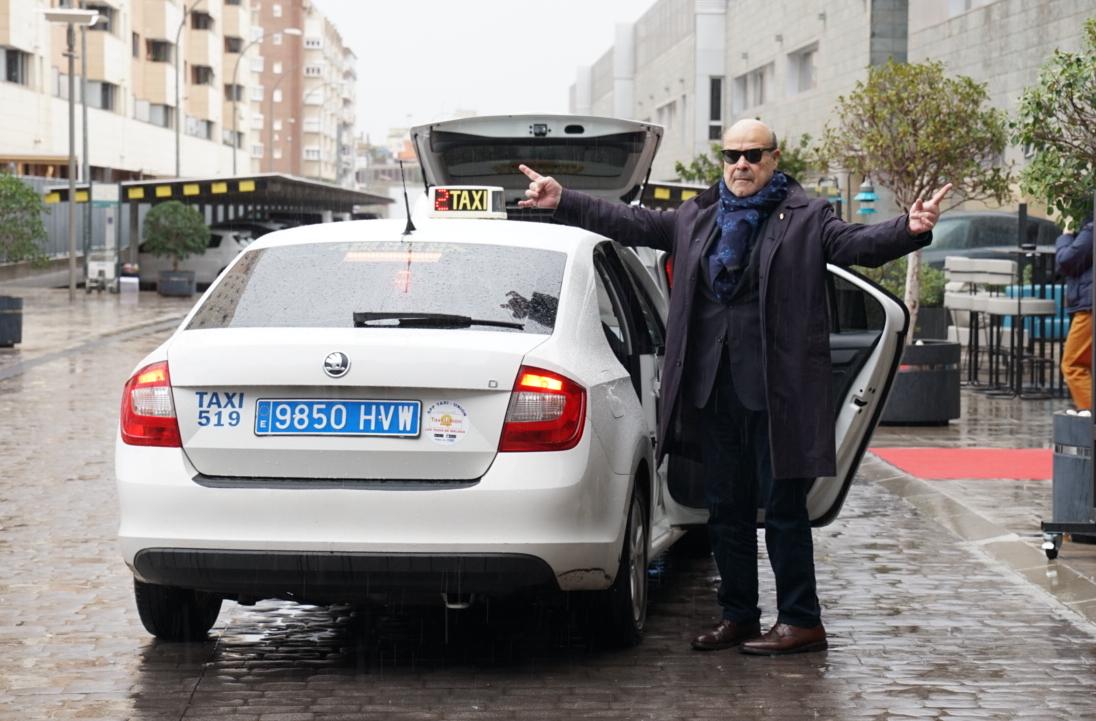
(722, 146), (776, 164)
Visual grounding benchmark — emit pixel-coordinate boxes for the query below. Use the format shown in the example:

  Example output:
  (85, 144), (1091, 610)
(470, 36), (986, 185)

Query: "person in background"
(1056, 215), (1095, 415)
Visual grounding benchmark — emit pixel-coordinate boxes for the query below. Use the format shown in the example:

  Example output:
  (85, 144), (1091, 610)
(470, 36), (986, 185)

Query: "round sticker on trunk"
(424, 400), (469, 445)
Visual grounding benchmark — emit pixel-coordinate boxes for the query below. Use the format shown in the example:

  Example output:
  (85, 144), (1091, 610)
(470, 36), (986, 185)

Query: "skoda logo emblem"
(323, 352), (350, 378)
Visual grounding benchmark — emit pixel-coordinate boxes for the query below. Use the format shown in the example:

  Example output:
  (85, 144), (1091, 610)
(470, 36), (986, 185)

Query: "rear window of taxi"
(187, 241), (565, 334)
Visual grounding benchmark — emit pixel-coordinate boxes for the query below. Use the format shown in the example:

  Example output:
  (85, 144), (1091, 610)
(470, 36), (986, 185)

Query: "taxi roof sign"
(429, 185), (506, 220)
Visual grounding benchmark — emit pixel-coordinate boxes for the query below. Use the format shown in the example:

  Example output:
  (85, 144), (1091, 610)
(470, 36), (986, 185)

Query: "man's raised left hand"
(907, 183), (953, 235)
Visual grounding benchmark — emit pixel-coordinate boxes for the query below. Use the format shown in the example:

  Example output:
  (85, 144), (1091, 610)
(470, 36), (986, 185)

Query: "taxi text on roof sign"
(429, 186), (506, 220)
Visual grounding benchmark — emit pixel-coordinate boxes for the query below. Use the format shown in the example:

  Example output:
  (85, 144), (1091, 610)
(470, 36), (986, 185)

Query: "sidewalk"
(3, 286), (1095, 628)
(0, 286), (193, 378)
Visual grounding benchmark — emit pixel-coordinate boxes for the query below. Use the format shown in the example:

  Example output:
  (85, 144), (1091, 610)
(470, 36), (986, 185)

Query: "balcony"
(141, 0), (183, 41)
(222, 2), (246, 37)
(0, 0), (40, 49)
(186, 27), (219, 69)
(86, 27), (128, 82)
(141, 61), (174, 105)
(186, 81), (218, 120)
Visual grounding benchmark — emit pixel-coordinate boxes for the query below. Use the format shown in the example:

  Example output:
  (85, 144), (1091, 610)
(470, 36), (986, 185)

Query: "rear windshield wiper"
(353, 312), (524, 330)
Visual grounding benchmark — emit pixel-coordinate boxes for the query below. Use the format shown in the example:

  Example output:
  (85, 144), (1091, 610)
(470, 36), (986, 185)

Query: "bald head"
(721, 119), (781, 197)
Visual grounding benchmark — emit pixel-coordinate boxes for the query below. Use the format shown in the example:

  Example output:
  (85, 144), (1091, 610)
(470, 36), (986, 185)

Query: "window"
(303, 147), (321, 161)
(191, 65), (214, 86)
(303, 118), (320, 133)
(787, 43), (818, 95)
(252, 144), (264, 158)
(732, 74), (747, 115)
(146, 40), (173, 63)
(224, 36), (244, 53)
(272, 88), (282, 103)
(86, 4), (115, 32)
(132, 32), (140, 58)
(2, 48), (30, 86)
(304, 64), (323, 77)
(708, 76), (723, 140)
(87, 81), (117, 111)
(222, 128), (243, 147)
(251, 113), (264, 129)
(191, 12), (214, 30)
(272, 61), (282, 75)
(656, 100), (676, 131)
(185, 116), (214, 140)
(224, 83), (244, 101)
(148, 103), (174, 129)
(273, 147), (283, 159)
(304, 37), (322, 49)
(272, 3), (282, 17)
(272, 33), (282, 45)
(250, 56), (264, 73)
(225, 0), (241, 5)
(273, 119), (282, 131)
(749, 63), (773, 107)
(250, 85), (264, 101)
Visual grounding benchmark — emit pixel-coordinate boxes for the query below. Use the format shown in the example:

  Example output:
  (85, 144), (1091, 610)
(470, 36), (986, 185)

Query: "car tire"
(601, 486), (648, 647)
(133, 579), (222, 641)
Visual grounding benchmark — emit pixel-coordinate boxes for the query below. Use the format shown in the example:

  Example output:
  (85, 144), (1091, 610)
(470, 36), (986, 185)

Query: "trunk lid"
(168, 329), (548, 480)
(411, 114), (663, 206)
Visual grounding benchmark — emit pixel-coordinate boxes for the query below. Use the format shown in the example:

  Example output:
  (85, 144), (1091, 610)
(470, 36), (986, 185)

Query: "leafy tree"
(674, 142), (721, 184)
(0, 173), (49, 266)
(142, 201), (208, 272)
(819, 59), (1013, 340)
(673, 134), (818, 185)
(1012, 18), (1096, 227)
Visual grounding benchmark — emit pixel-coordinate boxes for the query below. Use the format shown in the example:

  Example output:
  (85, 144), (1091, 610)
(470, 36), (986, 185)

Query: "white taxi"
(116, 115), (909, 646)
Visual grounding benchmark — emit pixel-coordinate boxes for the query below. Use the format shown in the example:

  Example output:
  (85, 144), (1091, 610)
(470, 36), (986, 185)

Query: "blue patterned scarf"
(709, 171), (789, 302)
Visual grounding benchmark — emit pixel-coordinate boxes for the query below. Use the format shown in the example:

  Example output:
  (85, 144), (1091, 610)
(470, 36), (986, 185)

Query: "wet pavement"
(2, 288), (1096, 720)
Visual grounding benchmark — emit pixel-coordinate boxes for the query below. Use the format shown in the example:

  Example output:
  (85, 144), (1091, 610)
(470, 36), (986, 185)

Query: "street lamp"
(855, 179), (878, 216)
(232, 27), (301, 175)
(44, 8), (99, 301)
(174, 0), (206, 178)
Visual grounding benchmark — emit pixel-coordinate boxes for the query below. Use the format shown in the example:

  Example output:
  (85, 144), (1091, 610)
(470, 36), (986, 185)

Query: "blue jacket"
(1056, 217), (1095, 314)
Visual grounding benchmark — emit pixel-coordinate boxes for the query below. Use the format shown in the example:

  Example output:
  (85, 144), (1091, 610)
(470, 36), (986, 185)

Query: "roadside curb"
(864, 453), (1096, 629)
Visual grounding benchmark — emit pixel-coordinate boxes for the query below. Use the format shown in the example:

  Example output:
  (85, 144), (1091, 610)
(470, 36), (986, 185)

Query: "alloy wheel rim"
(628, 498), (647, 625)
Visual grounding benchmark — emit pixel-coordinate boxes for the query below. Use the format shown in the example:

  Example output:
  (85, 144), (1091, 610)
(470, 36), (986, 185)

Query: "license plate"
(254, 399), (421, 437)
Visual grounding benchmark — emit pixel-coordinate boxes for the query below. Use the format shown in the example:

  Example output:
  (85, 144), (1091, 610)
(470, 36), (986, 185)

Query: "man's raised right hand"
(516, 164), (562, 209)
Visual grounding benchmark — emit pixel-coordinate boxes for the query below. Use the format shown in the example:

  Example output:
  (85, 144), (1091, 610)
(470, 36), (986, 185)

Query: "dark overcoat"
(553, 178), (931, 479)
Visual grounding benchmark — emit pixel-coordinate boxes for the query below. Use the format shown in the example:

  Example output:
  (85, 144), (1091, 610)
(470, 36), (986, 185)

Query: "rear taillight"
(120, 361), (182, 447)
(664, 254), (674, 291)
(498, 365), (586, 452)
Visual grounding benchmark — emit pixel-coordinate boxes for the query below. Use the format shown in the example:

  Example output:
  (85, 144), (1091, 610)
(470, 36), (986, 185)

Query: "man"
(518, 118), (950, 655)
(1056, 215), (1095, 414)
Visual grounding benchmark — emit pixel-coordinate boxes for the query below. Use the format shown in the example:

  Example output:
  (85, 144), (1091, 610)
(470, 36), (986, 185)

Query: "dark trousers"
(697, 364), (821, 628)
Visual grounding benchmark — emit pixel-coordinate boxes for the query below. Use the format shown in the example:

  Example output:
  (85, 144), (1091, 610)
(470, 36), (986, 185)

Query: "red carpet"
(869, 447), (1051, 480)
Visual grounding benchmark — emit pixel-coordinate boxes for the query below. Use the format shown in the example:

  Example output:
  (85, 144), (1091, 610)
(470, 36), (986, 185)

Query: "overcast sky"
(310, 0), (658, 142)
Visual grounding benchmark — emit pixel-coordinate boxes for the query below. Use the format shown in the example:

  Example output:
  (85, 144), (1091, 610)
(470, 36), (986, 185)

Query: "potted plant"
(819, 60), (1015, 424)
(142, 200), (209, 297)
(0, 173), (50, 347)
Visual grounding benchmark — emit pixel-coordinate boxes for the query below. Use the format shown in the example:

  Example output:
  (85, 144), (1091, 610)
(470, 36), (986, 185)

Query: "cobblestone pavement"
(2, 291), (1096, 720)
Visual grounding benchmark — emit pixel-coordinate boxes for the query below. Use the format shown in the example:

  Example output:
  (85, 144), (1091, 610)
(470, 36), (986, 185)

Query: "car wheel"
(602, 486), (648, 647)
(133, 578), (222, 641)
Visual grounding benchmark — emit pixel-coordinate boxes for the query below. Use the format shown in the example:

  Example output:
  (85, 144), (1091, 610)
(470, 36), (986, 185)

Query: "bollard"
(0, 296), (23, 347)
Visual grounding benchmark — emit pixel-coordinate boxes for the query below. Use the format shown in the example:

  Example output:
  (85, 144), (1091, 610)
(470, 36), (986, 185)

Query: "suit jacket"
(553, 178), (931, 479)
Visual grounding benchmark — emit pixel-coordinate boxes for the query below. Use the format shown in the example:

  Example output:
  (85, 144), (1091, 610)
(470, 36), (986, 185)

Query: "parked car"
(921, 211), (1062, 269)
(116, 115), (909, 646)
(210, 219), (288, 239)
(138, 228), (253, 289)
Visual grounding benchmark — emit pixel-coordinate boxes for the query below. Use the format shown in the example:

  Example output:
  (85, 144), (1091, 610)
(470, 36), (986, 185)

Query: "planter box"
(157, 270), (196, 297)
(1051, 412), (1096, 542)
(0, 295), (23, 347)
(880, 339), (960, 425)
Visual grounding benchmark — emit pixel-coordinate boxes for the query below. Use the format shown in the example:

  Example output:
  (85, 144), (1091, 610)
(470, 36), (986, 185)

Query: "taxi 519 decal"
(195, 391), (244, 427)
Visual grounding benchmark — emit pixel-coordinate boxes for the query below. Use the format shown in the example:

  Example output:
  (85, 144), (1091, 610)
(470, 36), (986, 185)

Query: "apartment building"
(571, 0), (1091, 214)
(249, 0), (356, 185)
(0, 0), (255, 180)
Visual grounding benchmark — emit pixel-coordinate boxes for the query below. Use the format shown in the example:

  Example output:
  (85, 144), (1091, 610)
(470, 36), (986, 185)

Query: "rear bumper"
(133, 549), (558, 603)
(116, 429), (629, 597)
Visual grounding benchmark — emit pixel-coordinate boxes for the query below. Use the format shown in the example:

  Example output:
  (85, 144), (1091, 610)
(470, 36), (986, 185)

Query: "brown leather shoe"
(740, 622), (827, 655)
(690, 620), (762, 651)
